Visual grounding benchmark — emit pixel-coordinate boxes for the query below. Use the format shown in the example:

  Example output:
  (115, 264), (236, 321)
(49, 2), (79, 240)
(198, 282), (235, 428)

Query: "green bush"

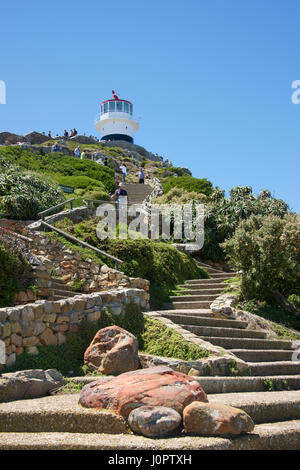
(162, 175), (213, 196)
(0, 242), (28, 307)
(201, 186), (289, 261)
(153, 187), (207, 204)
(0, 167), (65, 219)
(221, 214), (300, 302)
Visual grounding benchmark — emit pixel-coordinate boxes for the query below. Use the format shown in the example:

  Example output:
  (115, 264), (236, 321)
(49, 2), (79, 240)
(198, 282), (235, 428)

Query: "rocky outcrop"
(128, 405), (182, 437)
(0, 369), (65, 402)
(84, 326), (139, 375)
(183, 401), (254, 436)
(79, 366), (208, 418)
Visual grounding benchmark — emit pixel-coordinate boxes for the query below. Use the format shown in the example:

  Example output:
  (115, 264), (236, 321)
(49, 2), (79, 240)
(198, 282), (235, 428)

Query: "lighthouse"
(94, 91), (139, 144)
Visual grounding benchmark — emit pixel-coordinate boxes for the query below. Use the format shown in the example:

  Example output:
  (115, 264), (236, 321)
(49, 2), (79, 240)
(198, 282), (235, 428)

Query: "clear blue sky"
(1, 0), (299, 211)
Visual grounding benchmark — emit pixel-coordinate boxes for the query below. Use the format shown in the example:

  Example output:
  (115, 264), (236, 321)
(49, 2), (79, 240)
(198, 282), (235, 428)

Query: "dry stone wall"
(0, 287), (149, 368)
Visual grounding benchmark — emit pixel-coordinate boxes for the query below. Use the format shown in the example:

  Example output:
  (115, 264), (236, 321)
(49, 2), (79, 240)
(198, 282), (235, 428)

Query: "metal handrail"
(38, 198), (76, 220)
(40, 221), (123, 270)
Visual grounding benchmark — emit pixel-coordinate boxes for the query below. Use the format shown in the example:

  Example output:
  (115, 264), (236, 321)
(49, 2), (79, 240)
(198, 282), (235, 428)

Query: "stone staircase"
(160, 262), (300, 379)
(123, 182), (153, 205)
(48, 277), (79, 301)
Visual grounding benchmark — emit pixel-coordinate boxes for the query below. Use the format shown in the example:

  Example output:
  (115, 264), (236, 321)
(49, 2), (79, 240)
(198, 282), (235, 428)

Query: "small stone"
(128, 406), (182, 437)
(183, 402), (255, 436)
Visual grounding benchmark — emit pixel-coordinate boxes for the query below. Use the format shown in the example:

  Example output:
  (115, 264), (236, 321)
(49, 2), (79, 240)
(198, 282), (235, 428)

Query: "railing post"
(70, 200), (73, 210)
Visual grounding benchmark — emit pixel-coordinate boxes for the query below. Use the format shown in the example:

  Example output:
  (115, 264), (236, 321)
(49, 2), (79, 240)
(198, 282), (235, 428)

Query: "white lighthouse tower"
(94, 91), (139, 144)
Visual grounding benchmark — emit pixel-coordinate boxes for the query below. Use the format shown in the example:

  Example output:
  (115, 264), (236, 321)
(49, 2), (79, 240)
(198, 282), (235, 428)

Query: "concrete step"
(1, 420), (300, 449)
(196, 375), (300, 394)
(209, 390), (300, 424)
(182, 324), (267, 339)
(196, 263), (225, 274)
(157, 313), (248, 329)
(170, 294), (220, 302)
(249, 362), (300, 376)
(197, 336), (295, 350)
(230, 349), (296, 362)
(164, 301), (212, 309)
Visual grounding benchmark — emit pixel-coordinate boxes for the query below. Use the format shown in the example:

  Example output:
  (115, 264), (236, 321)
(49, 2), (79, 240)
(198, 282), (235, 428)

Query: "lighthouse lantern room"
(94, 91), (139, 144)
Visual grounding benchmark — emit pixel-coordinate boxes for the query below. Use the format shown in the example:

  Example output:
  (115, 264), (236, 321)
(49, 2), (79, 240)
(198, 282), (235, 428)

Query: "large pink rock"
(84, 325), (139, 375)
(78, 366), (208, 418)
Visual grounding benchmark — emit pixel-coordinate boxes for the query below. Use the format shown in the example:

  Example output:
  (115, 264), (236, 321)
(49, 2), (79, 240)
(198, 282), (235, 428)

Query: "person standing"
(80, 150), (86, 159)
(112, 182), (129, 210)
(120, 163), (127, 183)
(104, 156), (108, 166)
(138, 168), (145, 184)
(74, 146), (81, 158)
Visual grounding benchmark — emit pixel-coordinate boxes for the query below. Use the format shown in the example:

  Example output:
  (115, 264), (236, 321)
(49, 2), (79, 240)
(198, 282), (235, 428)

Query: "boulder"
(84, 325), (139, 375)
(0, 369), (66, 402)
(128, 405), (182, 437)
(79, 366), (208, 418)
(183, 401), (255, 436)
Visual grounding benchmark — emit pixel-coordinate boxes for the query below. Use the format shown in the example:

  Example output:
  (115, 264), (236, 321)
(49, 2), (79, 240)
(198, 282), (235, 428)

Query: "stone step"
(249, 362), (300, 376)
(157, 313), (248, 329)
(209, 273), (236, 279)
(51, 289), (78, 297)
(185, 278), (228, 285)
(1, 420), (300, 450)
(156, 309), (215, 317)
(176, 288), (225, 295)
(0, 394), (127, 434)
(196, 375), (300, 394)
(197, 336), (295, 350)
(182, 324), (267, 339)
(170, 294), (220, 302)
(209, 390), (300, 424)
(48, 295), (75, 301)
(70, 374), (300, 394)
(178, 282), (227, 289)
(164, 301), (212, 309)
(230, 349), (296, 362)
(51, 282), (75, 291)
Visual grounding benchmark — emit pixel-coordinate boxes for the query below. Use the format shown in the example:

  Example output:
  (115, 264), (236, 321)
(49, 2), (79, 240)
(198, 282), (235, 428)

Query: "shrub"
(0, 242), (28, 307)
(201, 186), (289, 261)
(153, 187), (207, 205)
(162, 175), (213, 196)
(0, 167), (65, 219)
(221, 214), (300, 302)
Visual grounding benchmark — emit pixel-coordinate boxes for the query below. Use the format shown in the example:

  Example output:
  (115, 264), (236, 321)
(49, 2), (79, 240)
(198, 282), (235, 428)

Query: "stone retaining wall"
(0, 287), (150, 368)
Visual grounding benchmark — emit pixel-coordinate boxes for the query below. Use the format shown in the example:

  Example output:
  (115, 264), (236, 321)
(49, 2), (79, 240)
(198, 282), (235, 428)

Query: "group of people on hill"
(63, 129), (78, 139)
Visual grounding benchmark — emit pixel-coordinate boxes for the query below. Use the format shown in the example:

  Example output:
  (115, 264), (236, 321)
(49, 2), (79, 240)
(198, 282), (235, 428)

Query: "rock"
(79, 366), (208, 418)
(84, 325), (139, 375)
(128, 406), (182, 437)
(23, 131), (49, 145)
(183, 401), (255, 436)
(0, 369), (66, 402)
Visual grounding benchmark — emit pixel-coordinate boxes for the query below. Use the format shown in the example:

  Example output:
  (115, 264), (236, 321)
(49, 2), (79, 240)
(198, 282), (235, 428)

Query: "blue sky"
(0, 0), (299, 211)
